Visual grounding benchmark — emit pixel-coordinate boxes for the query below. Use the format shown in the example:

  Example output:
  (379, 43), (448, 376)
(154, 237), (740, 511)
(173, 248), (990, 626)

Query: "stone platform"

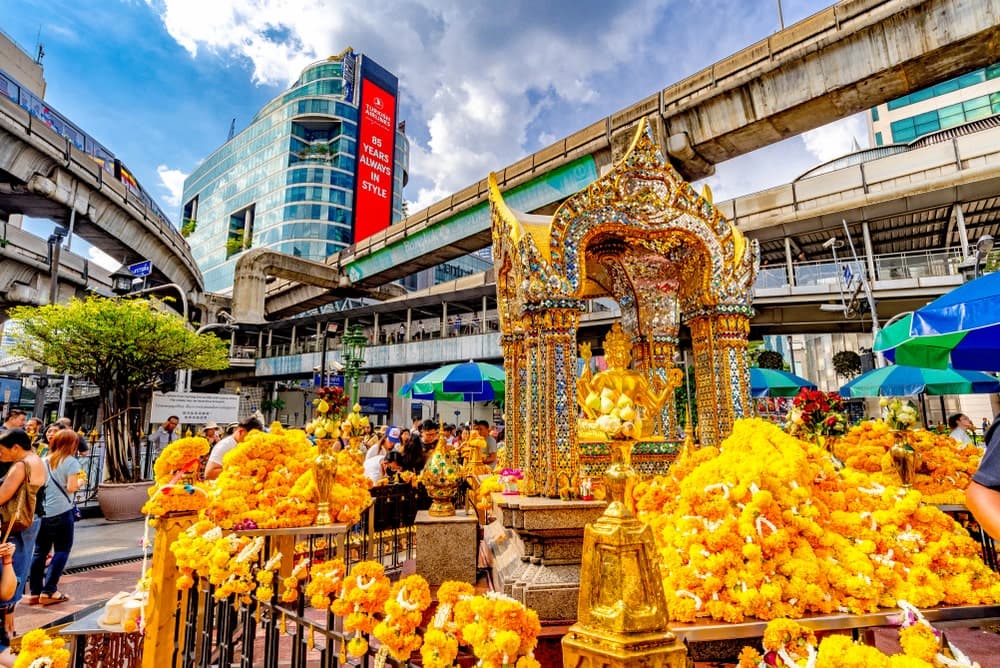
(414, 510), (478, 585)
(484, 494), (607, 622)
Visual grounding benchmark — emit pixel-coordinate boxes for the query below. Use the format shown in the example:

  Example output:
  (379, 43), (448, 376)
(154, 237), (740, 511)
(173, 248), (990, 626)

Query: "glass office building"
(869, 61), (1000, 147)
(182, 50), (409, 293)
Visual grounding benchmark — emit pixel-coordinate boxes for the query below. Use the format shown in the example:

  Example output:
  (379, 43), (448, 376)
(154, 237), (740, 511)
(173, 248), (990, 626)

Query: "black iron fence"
(175, 483), (421, 668)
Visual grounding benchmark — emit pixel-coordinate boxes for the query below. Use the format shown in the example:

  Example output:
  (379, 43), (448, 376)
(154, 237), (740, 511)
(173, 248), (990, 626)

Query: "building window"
(886, 61), (998, 111)
(181, 196), (198, 237)
(874, 131), (883, 146)
(888, 92), (997, 143)
(227, 204), (255, 258)
(871, 107), (879, 122)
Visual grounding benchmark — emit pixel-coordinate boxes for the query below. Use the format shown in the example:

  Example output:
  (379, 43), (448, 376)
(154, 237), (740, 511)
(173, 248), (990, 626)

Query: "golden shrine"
(490, 117), (758, 491)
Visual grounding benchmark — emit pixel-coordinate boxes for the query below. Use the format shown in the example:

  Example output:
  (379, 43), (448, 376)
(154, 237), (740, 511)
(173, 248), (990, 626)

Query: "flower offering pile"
(12, 629), (71, 668)
(142, 436), (211, 517)
(832, 421), (982, 504)
(631, 419), (1000, 623)
(737, 605), (982, 668)
(206, 424), (370, 529)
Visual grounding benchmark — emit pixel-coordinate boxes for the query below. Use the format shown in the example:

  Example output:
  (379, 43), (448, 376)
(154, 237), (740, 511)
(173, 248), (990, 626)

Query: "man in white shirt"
(204, 417), (263, 480)
(149, 415), (179, 454)
(949, 413), (974, 446)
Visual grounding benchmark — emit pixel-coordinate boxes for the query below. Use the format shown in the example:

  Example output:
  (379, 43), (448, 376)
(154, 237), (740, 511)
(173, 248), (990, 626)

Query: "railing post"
(143, 512), (197, 668)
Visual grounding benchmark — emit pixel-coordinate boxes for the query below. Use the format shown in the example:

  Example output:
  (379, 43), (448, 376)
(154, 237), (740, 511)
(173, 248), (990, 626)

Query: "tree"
(832, 350), (863, 379)
(9, 296), (230, 482)
(756, 350), (786, 370)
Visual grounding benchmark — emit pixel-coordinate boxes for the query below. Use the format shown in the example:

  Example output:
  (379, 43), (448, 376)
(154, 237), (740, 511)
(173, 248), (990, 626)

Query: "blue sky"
(2, 0), (865, 266)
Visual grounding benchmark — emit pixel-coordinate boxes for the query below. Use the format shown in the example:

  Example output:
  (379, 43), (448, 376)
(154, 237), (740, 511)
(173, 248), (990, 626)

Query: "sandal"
(26, 595), (39, 605)
(39, 592), (69, 606)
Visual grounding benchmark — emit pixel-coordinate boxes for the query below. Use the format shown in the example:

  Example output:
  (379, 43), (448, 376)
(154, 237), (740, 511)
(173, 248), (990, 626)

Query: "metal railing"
(174, 482), (423, 668)
(756, 247), (966, 290)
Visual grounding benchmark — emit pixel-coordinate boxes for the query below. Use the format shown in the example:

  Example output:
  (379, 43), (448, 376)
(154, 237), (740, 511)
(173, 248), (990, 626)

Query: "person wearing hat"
(0, 428), (47, 637)
(201, 422), (222, 446)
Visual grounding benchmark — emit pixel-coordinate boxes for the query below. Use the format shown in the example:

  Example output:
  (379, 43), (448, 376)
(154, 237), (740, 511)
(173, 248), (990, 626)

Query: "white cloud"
(86, 245), (122, 272)
(156, 164), (189, 209)
(801, 114), (868, 163)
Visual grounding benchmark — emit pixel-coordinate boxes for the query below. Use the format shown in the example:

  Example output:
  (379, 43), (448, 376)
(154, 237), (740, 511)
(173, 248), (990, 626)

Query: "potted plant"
(9, 296), (229, 519)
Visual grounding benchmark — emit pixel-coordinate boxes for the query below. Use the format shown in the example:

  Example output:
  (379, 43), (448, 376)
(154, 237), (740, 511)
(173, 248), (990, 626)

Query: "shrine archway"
(490, 119), (757, 492)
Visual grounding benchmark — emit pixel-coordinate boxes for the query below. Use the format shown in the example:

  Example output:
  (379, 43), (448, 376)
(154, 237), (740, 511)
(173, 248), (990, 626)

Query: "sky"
(1, 0), (868, 269)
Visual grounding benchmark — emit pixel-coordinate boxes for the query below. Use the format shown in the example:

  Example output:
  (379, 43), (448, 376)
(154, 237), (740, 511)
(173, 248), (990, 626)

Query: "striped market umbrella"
(749, 368), (817, 398)
(838, 364), (1000, 398)
(874, 271), (1000, 371)
(408, 361), (505, 397)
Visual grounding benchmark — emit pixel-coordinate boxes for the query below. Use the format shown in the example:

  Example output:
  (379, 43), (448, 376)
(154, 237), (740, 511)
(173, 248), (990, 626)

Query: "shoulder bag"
(1, 460), (37, 533)
(45, 459), (81, 522)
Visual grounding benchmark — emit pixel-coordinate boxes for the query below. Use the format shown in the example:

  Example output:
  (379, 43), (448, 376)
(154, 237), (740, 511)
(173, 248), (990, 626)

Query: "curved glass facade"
(182, 51), (409, 293)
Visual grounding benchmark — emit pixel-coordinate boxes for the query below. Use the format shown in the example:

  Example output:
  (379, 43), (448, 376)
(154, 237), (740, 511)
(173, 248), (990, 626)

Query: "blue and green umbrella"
(839, 364), (1000, 398)
(398, 362), (505, 402)
(874, 271), (1000, 371)
(749, 368), (816, 397)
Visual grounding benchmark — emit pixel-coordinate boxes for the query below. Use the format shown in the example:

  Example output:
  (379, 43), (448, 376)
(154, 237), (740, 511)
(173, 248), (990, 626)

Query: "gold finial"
(701, 184), (713, 205)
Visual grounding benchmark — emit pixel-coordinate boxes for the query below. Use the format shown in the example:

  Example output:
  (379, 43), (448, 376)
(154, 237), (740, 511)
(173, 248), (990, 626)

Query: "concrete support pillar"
(481, 296), (488, 333)
(256, 330), (263, 356)
(784, 237), (795, 287)
(373, 312), (380, 345)
(441, 302), (448, 338)
(266, 329), (272, 356)
(290, 325), (296, 355)
(406, 308), (412, 342)
(955, 204), (970, 258)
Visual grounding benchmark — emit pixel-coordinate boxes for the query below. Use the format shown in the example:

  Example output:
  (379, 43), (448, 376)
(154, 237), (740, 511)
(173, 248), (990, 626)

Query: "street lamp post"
(341, 324), (368, 407)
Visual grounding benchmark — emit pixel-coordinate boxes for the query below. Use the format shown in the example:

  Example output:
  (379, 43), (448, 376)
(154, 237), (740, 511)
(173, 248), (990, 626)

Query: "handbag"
(45, 460), (81, 522)
(1, 460), (37, 533)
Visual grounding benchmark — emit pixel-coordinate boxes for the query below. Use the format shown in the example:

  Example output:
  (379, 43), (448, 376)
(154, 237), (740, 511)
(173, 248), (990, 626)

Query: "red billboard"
(353, 78), (396, 243)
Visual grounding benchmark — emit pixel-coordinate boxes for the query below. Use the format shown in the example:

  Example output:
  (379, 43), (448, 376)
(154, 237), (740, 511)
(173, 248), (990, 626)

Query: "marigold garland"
(12, 629), (70, 668)
(304, 558), (347, 610)
(452, 591), (541, 668)
(330, 561), (391, 656)
(631, 419), (1000, 623)
(142, 436), (211, 516)
(738, 610), (977, 668)
(372, 575), (432, 661)
(205, 426), (370, 530)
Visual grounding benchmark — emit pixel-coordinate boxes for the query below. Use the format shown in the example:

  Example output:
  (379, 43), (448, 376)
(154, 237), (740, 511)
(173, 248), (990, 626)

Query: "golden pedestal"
(561, 449), (687, 668)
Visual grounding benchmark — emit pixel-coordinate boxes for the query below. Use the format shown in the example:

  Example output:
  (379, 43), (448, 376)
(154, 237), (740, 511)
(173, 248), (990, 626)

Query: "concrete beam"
(662, 0), (1000, 173)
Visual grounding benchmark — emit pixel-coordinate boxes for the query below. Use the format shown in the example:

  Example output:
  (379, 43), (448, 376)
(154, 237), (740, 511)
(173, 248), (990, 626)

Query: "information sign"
(150, 392), (239, 425)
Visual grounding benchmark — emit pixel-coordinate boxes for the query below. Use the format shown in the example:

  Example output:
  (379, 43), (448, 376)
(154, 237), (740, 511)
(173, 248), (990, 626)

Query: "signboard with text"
(352, 57), (398, 244)
(0, 376), (22, 405)
(150, 392), (240, 426)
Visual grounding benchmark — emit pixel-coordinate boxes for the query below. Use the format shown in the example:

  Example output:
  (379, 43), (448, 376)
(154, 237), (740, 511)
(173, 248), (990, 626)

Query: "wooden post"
(142, 512), (197, 668)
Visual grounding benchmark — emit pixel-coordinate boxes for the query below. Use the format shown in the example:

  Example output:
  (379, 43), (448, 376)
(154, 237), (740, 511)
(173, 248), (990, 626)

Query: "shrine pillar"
(522, 303), (584, 496)
(687, 308), (752, 445)
(632, 332), (680, 439)
(501, 332), (528, 472)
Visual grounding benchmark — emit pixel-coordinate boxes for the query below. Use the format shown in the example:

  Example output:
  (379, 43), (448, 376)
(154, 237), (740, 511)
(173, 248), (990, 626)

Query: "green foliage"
(180, 217), (197, 237)
(260, 398), (286, 412)
(8, 296), (230, 482)
(226, 230), (246, 258)
(756, 350), (786, 370)
(832, 350), (862, 378)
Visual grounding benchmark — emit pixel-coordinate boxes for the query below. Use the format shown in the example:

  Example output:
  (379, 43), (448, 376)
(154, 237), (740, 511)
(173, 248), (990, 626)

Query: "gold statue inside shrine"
(577, 322), (672, 441)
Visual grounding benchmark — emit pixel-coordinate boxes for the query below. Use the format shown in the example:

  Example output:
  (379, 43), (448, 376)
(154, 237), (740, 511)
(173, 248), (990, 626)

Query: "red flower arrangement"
(786, 388), (848, 438)
(315, 386), (349, 419)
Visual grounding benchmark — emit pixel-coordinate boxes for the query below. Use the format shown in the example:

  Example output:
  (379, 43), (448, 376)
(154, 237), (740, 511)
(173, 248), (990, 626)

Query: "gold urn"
(421, 434), (462, 517)
(313, 438), (339, 525)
